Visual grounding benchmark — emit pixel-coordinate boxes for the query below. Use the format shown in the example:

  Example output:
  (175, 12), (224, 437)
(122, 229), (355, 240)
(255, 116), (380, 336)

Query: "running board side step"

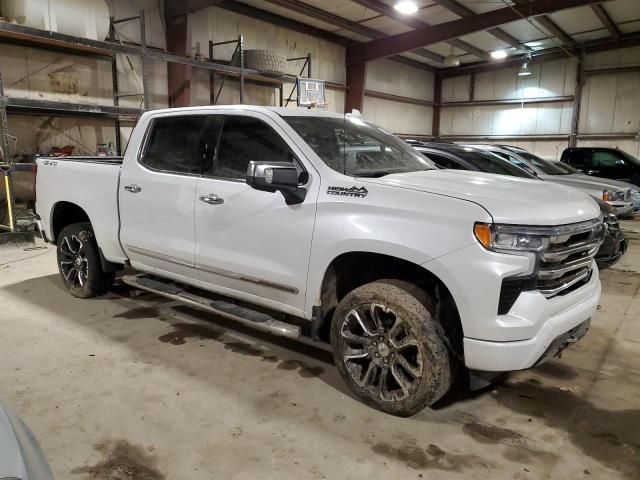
(121, 274), (301, 339)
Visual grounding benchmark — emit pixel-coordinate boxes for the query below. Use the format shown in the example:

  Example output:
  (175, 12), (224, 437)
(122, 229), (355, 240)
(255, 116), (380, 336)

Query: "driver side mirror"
(246, 161), (307, 204)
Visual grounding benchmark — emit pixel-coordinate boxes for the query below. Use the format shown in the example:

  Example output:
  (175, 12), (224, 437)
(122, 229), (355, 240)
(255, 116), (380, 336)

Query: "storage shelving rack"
(0, 10), (330, 156)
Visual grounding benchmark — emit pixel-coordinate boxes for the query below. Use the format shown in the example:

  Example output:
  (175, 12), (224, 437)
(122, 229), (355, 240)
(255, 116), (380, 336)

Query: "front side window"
(142, 116), (209, 174)
(215, 116), (295, 180)
(618, 150), (640, 166)
(592, 150), (626, 168)
(285, 116), (434, 177)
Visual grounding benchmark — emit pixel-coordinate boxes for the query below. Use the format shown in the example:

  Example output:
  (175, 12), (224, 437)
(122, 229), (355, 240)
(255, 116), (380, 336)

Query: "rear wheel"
(57, 222), (114, 298)
(330, 280), (454, 417)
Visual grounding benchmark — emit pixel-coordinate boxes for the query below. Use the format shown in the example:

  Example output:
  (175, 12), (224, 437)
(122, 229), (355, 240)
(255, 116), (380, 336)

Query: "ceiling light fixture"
(444, 46), (460, 67)
(518, 55), (533, 76)
(490, 50), (508, 60)
(394, 1), (419, 15)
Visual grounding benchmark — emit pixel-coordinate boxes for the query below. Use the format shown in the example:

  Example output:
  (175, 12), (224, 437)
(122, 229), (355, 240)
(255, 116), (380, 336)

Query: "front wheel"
(330, 280), (454, 417)
(57, 222), (115, 298)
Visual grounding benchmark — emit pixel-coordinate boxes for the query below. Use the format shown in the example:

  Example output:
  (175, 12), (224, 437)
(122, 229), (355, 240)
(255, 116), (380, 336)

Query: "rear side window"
(142, 116), (209, 174)
(563, 149), (587, 168)
(214, 116), (295, 179)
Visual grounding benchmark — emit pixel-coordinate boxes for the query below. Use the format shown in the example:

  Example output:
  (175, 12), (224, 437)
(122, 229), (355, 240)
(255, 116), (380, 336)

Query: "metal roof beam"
(350, 0), (489, 59)
(261, 0), (444, 63)
(348, 0), (610, 62)
(439, 32), (640, 78)
(535, 16), (574, 46)
(429, 0), (530, 51)
(511, 0), (574, 46)
(591, 4), (621, 38)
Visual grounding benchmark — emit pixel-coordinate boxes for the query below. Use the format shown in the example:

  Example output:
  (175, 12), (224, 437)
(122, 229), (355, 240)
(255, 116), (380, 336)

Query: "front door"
(119, 114), (210, 281)
(590, 149), (634, 182)
(194, 112), (317, 315)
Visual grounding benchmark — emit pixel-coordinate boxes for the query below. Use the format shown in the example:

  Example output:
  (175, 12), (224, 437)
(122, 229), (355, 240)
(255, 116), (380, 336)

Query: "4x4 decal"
(327, 186), (369, 198)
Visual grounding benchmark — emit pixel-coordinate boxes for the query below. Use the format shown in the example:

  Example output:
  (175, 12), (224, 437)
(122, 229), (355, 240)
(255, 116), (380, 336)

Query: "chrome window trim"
(137, 114), (212, 177)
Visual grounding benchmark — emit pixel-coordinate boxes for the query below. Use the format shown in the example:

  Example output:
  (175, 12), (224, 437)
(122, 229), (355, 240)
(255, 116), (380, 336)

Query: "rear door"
(194, 112), (318, 314)
(119, 114), (210, 280)
(562, 149), (590, 173)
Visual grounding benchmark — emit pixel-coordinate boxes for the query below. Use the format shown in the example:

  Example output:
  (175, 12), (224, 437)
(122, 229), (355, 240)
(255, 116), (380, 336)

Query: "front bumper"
(425, 241), (601, 372)
(462, 268), (600, 371)
(609, 201), (634, 218)
(596, 230), (627, 270)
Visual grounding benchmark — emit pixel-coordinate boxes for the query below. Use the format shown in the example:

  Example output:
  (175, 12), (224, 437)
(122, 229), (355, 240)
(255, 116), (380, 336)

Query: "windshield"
(456, 150), (538, 179)
(284, 116), (435, 177)
(517, 151), (569, 175)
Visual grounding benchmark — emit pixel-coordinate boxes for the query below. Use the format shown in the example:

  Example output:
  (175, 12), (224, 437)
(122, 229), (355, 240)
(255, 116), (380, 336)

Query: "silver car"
(0, 401), (55, 480)
(549, 159), (640, 214)
(467, 145), (635, 218)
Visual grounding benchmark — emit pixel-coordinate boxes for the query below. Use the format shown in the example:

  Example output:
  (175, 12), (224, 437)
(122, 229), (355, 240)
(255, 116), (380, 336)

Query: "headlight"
(474, 223), (550, 252)
(603, 190), (616, 202)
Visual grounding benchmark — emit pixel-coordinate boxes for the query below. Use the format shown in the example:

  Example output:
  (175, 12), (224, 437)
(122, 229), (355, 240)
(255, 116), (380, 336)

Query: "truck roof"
(144, 105), (346, 119)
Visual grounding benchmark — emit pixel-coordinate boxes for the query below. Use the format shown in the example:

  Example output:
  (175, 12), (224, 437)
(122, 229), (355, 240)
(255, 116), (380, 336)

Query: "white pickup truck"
(35, 106), (603, 416)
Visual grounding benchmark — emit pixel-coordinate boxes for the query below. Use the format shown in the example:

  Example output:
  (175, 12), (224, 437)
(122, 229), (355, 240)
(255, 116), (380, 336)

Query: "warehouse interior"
(1, 1), (640, 479)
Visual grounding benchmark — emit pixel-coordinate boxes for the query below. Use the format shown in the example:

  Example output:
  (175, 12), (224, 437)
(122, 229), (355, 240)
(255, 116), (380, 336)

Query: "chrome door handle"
(124, 184), (142, 193)
(199, 194), (224, 205)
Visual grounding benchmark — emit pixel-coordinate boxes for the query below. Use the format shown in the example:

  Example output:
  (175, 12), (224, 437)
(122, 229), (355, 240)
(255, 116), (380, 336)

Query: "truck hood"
(539, 174), (629, 195)
(564, 173), (638, 192)
(363, 170), (600, 225)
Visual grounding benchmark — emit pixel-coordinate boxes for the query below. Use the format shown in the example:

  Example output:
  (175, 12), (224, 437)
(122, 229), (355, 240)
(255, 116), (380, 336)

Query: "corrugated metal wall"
(363, 58), (434, 135)
(441, 47), (640, 159)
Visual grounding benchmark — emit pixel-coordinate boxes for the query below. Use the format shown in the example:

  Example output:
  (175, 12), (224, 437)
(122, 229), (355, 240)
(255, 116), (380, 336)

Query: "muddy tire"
(330, 280), (454, 417)
(56, 222), (115, 298)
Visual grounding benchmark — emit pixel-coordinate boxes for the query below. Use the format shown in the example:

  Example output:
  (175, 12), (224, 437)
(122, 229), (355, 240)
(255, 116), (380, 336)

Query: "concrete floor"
(1, 222), (639, 480)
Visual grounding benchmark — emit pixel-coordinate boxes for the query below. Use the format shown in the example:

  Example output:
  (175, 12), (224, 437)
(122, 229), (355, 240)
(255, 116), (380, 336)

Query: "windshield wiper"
(353, 168), (432, 178)
(354, 171), (392, 178)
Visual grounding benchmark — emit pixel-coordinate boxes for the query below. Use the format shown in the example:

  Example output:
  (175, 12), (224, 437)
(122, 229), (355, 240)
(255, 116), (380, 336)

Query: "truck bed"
(35, 156), (127, 263)
(41, 156), (124, 165)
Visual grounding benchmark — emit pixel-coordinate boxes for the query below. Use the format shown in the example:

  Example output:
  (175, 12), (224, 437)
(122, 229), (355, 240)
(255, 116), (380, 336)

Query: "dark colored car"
(593, 197), (628, 269)
(413, 142), (537, 178)
(412, 142), (626, 270)
(561, 147), (640, 186)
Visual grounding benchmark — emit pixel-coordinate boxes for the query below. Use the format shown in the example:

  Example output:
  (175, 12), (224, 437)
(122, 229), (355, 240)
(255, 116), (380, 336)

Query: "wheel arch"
(50, 201), (91, 244)
(312, 251), (463, 357)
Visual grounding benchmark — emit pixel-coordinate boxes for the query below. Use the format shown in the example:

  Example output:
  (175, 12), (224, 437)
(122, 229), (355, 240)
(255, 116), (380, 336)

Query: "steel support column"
(345, 62), (367, 113)
(432, 74), (442, 138)
(166, 11), (192, 108)
(569, 55), (585, 148)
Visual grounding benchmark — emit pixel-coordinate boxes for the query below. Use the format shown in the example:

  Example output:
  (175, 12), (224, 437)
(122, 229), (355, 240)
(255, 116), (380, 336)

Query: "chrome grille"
(605, 213), (619, 233)
(613, 189), (631, 201)
(535, 218), (604, 298)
